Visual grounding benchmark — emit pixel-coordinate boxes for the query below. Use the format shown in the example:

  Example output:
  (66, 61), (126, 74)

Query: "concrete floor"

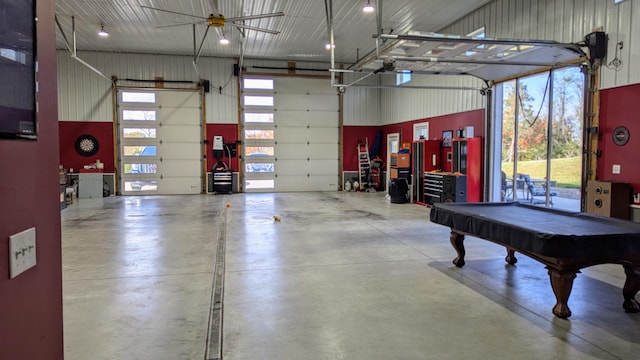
(62, 192), (640, 360)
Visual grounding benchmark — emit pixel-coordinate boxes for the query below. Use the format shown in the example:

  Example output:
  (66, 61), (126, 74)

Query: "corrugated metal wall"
(57, 50), (238, 124)
(57, 52), (381, 126)
(379, 74), (485, 125)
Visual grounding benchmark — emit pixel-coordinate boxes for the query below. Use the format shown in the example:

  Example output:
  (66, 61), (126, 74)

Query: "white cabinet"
(78, 173), (103, 199)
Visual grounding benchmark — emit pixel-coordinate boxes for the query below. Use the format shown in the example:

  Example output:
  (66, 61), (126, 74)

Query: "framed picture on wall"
(442, 130), (453, 147)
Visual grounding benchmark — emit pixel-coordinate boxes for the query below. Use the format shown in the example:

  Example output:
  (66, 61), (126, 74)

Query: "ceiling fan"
(141, 4), (284, 42)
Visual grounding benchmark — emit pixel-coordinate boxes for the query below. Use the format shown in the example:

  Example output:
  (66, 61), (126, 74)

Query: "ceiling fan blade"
(230, 23), (280, 35)
(210, 0), (220, 17)
(141, 5), (208, 20)
(157, 21), (207, 29)
(225, 12), (285, 22)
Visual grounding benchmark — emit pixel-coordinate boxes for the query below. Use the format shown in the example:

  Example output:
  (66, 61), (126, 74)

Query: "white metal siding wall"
(379, 75), (485, 125)
(342, 72), (382, 126)
(56, 50), (238, 124)
(442, 0), (640, 89)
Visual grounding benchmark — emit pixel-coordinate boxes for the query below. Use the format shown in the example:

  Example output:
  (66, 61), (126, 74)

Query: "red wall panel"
(380, 109), (485, 172)
(206, 124), (239, 171)
(59, 121), (115, 172)
(0, 1), (64, 358)
(599, 84), (640, 195)
(343, 126), (381, 171)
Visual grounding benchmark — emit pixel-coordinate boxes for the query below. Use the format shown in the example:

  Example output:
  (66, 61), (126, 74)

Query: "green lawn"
(502, 157), (581, 188)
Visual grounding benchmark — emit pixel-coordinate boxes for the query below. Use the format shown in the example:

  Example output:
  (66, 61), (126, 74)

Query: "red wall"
(59, 123), (240, 176)
(343, 110), (484, 172)
(59, 121), (115, 172)
(0, 1), (64, 358)
(206, 124), (239, 171)
(599, 84), (640, 195)
(343, 126), (381, 171)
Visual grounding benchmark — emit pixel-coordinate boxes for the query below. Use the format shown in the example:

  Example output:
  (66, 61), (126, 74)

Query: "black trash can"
(389, 178), (409, 204)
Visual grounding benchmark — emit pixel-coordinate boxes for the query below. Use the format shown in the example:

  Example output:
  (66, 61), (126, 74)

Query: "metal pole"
(484, 88), (493, 202)
(513, 79), (520, 201)
(545, 70), (554, 206)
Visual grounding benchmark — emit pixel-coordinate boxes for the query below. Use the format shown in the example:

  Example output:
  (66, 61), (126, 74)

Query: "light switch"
(612, 164), (621, 174)
(9, 227), (37, 279)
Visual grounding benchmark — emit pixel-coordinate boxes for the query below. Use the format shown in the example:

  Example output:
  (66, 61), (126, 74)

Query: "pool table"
(429, 202), (640, 319)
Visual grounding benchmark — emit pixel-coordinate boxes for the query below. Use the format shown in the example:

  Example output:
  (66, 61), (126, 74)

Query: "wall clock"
(75, 134), (99, 156)
(612, 126), (630, 146)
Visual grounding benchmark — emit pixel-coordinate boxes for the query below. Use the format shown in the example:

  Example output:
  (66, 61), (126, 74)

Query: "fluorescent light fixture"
(219, 35), (230, 45)
(97, 23), (109, 37)
(363, 1), (375, 13)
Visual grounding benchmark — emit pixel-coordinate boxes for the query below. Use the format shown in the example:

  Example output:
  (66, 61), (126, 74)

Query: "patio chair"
(501, 171), (513, 201)
(523, 175), (558, 205)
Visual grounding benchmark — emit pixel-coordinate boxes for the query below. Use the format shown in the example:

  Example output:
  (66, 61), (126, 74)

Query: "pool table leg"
(505, 248), (518, 265)
(450, 231), (465, 268)
(622, 265), (640, 313)
(547, 268), (576, 319)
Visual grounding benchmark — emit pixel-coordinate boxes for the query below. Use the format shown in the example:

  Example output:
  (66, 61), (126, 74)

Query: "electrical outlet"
(612, 164), (621, 174)
(9, 227), (37, 279)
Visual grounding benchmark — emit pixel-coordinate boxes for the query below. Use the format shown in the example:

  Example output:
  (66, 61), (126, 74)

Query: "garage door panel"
(308, 176), (339, 191)
(156, 91), (200, 106)
(309, 144), (338, 159)
(309, 160), (338, 175)
(275, 111), (338, 127)
(244, 77), (338, 193)
(158, 108), (201, 125)
(275, 94), (338, 111)
(119, 89), (202, 195)
(160, 125), (201, 142)
(276, 127), (306, 140)
(274, 78), (335, 95)
(309, 127), (339, 143)
(275, 144), (308, 158)
(274, 176), (311, 192)
(156, 177), (201, 195)
(276, 160), (308, 175)
(161, 160), (201, 177)
(159, 143), (201, 159)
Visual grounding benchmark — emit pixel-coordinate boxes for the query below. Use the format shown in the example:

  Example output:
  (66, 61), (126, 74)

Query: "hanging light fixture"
(97, 23), (109, 37)
(219, 34), (230, 45)
(325, 43), (335, 50)
(362, 0), (375, 13)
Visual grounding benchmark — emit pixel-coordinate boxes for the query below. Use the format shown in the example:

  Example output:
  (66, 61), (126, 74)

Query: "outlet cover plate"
(9, 227), (37, 279)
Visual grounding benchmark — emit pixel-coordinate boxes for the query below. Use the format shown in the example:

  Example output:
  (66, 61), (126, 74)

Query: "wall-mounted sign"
(612, 126), (630, 146)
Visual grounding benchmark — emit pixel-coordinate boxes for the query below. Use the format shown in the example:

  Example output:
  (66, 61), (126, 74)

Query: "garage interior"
(3, 0), (640, 359)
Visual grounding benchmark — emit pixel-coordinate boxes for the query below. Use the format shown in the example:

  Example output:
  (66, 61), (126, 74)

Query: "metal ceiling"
(54, 0), (493, 64)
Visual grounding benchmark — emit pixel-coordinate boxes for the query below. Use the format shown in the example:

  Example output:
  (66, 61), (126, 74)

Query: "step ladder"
(357, 138), (371, 191)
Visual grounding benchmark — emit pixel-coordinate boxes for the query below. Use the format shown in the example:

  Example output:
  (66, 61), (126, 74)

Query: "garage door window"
(123, 128), (156, 138)
(244, 96), (274, 106)
(244, 112), (274, 123)
(123, 110), (156, 121)
(245, 130), (274, 140)
(243, 78), (274, 90)
(122, 92), (156, 103)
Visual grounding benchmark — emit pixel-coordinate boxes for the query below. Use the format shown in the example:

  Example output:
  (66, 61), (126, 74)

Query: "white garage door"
(242, 77), (339, 192)
(118, 89), (202, 195)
